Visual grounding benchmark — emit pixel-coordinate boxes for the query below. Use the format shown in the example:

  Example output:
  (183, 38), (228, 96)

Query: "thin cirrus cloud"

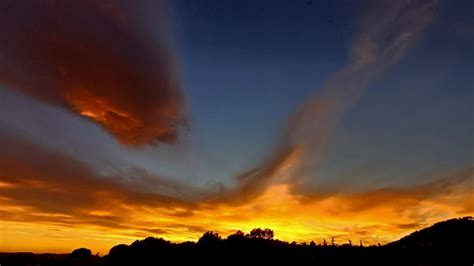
(0, 0), (187, 146)
(227, 0), (440, 201)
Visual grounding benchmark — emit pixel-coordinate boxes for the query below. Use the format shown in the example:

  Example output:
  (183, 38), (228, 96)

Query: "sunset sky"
(0, 0), (473, 254)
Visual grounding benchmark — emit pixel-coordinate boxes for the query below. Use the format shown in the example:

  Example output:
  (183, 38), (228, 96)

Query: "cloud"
(0, 128), (471, 253)
(298, 168), (473, 213)
(0, 0), (186, 146)
(0, 130), (202, 221)
(230, 0), (439, 199)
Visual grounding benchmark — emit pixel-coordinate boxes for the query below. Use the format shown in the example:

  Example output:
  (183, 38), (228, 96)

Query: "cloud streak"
(0, 0), (186, 146)
(0, 129), (202, 217)
(230, 0), (439, 199)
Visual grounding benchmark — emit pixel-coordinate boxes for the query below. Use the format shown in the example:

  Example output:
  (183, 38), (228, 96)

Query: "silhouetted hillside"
(1, 217), (472, 266)
(388, 216), (473, 248)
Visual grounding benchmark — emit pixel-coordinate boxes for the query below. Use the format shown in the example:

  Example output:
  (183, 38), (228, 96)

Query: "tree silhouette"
(227, 230), (246, 241)
(198, 231), (221, 246)
(248, 228), (274, 240)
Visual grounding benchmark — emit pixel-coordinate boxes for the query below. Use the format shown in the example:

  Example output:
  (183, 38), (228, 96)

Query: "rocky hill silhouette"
(0, 217), (472, 266)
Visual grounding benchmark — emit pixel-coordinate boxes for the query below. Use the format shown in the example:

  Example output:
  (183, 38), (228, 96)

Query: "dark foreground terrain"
(1, 217), (473, 266)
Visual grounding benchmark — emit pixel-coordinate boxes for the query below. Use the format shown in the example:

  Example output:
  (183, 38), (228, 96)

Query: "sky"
(0, 0), (472, 254)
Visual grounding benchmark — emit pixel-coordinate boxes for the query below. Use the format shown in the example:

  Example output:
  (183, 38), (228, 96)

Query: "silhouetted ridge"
(1, 218), (473, 266)
(388, 216), (473, 248)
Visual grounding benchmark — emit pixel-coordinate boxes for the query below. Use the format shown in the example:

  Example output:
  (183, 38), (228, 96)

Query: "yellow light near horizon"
(1, 183), (471, 255)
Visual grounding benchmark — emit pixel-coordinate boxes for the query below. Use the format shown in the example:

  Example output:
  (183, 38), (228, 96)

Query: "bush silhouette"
(70, 247), (91, 259)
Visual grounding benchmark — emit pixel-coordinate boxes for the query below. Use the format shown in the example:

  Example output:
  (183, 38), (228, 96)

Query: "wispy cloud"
(0, 130), (200, 215)
(230, 0), (439, 199)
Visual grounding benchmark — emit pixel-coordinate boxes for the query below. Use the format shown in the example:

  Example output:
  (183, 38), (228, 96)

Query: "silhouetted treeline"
(1, 217), (472, 266)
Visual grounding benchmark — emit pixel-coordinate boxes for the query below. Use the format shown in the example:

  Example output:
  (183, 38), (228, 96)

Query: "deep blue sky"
(168, 0), (361, 180)
(162, 0), (473, 187)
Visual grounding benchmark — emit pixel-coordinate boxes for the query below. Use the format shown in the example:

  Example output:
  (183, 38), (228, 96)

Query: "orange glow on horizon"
(1, 182), (472, 254)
